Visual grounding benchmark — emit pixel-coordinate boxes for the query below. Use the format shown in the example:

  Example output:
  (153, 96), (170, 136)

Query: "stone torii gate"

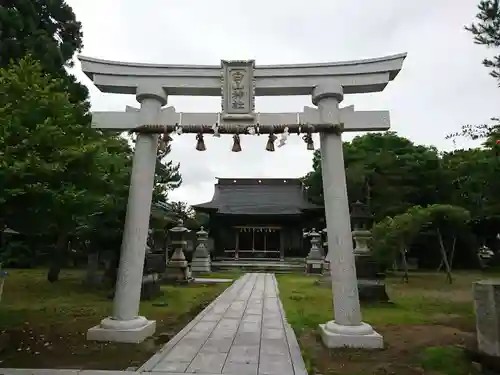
(80, 53), (406, 348)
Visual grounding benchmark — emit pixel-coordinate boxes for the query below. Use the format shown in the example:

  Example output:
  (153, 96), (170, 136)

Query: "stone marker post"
(473, 280), (500, 357)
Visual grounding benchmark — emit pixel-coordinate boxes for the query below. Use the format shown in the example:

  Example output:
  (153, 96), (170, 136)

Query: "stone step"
(212, 261), (303, 274)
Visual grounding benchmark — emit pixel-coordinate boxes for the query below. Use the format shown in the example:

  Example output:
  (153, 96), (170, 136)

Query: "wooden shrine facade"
(193, 178), (323, 260)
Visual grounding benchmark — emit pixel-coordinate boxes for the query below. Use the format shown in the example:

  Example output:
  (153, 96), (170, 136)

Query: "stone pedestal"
(355, 254), (390, 304)
(164, 249), (192, 284)
(314, 83), (383, 349)
(191, 227), (211, 275)
(306, 260), (324, 274)
(318, 321), (383, 349)
(305, 229), (324, 275)
(140, 252), (165, 301)
(141, 273), (162, 300)
(353, 228), (389, 304)
(88, 317), (156, 344)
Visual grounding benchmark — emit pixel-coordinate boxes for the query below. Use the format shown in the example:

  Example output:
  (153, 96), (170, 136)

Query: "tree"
(371, 204), (472, 284)
(440, 149), (500, 218)
(0, 0), (83, 72)
(466, 0), (500, 83)
(165, 201), (194, 220)
(0, 1), (184, 281)
(424, 205), (471, 283)
(303, 132), (444, 221)
(152, 135), (181, 203)
(0, 0), (90, 124)
(0, 58), (133, 281)
(371, 207), (428, 282)
(450, 1), (500, 143)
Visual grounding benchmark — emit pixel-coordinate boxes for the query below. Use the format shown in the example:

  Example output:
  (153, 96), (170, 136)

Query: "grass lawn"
(0, 269), (231, 370)
(277, 271), (500, 375)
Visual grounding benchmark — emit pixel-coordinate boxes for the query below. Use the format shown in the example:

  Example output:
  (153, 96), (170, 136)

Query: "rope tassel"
(158, 127), (172, 153)
(196, 132), (206, 151)
(278, 126), (289, 148)
(302, 131), (314, 150)
(212, 123), (220, 137)
(266, 133), (277, 152)
(232, 134), (242, 152)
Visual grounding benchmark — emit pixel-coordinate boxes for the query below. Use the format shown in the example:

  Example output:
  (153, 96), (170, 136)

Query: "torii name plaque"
(220, 60), (256, 121)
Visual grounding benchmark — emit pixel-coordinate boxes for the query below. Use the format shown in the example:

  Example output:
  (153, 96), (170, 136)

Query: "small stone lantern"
(165, 219), (193, 284)
(191, 226), (211, 275)
(305, 228), (324, 275)
(350, 201), (390, 304)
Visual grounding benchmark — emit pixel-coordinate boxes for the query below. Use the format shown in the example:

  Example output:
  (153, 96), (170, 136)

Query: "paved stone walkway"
(139, 273), (307, 375)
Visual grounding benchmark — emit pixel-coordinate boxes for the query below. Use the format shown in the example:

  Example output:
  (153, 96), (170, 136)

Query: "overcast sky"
(66, 0), (500, 205)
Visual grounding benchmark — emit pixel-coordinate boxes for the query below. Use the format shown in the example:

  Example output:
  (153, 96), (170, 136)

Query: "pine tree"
(466, 0), (500, 83)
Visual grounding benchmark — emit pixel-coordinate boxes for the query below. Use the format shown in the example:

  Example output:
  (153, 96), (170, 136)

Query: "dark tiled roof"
(193, 178), (322, 215)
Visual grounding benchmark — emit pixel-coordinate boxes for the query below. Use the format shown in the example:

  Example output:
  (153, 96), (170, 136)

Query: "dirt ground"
(0, 268), (229, 370)
(0, 297), (214, 370)
(299, 324), (473, 375)
(276, 271), (492, 375)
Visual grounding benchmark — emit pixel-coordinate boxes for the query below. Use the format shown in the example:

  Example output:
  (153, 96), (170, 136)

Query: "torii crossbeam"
(92, 105), (390, 135)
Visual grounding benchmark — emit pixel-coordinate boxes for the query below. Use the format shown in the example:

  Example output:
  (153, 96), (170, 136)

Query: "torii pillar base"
(87, 317), (156, 344)
(319, 321), (383, 349)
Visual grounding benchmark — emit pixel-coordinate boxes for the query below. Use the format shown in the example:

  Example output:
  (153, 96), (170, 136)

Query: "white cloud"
(66, 0), (500, 204)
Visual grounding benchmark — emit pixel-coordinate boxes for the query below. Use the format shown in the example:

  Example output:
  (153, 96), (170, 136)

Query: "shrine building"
(193, 178), (323, 260)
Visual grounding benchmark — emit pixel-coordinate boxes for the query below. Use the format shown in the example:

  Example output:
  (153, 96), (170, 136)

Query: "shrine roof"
(192, 178), (322, 215)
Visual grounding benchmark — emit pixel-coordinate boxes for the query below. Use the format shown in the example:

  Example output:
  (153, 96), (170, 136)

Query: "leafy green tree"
(424, 205), (471, 283)
(0, 58), (133, 281)
(0, 0), (90, 123)
(303, 132), (444, 220)
(152, 136), (182, 203)
(0, 1), (183, 280)
(371, 204), (471, 284)
(440, 149), (500, 218)
(0, 0), (83, 72)
(371, 207), (428, 282)
(165, 201), (195, 221)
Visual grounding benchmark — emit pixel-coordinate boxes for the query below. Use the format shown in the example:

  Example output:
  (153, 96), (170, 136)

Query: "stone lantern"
(164, 219), (193, 284)
(191, 226), (211, 275)
(305, 229), (324, 274)
(351, 201), (372, 255)
(350, 201), (390, 303)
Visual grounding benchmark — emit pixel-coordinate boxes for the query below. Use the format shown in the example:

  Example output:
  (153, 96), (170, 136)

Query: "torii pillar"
(87, 85), (166, 343)
(314, 82), (383, 348)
